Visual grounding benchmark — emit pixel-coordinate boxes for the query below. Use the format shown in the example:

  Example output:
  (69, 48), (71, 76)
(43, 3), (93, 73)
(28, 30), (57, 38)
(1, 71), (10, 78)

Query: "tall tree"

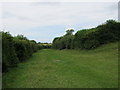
(65, 29), (74, 36)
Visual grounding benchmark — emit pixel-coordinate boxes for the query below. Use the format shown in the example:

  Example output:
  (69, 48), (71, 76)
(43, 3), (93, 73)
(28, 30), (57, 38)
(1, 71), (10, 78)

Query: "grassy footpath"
(3, 42), (118, 88)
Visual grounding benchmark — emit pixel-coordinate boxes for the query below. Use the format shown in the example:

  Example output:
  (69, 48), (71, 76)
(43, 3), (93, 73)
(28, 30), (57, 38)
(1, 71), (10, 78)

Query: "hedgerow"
(2, 32), (19, 72)
(1, 32), (40, 72)
(52, 20), (120, 50)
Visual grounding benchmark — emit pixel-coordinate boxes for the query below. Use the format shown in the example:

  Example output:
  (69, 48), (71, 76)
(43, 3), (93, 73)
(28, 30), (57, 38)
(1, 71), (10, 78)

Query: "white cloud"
(0, 2), (118, 42)
(1, 2), (118, 27)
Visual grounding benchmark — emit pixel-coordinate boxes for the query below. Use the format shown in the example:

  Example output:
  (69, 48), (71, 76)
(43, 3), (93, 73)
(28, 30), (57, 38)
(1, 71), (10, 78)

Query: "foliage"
(2, 32), (19, 72)
(65, 29), (74, 36)
(52, 20), (120, 50)
(52, 29), (74, 49)
(1, 32), (40, 72)
(38, 43), (52, 49)
(3, 42), (118, 88)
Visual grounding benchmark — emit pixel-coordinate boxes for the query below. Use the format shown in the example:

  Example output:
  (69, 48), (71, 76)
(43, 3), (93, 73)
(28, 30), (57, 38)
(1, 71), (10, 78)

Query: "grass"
(3, 42), (118, 88)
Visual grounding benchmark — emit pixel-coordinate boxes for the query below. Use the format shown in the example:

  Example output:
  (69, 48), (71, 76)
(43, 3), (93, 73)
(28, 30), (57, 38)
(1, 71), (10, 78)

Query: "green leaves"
(52, 19), (120, 50)
(1, 32), (39, 72)
(65, 29), (74, 36)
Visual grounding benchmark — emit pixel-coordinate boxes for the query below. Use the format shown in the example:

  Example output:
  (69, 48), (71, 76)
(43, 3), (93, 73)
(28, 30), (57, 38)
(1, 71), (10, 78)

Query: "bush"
(52, 20), (120, 50)
(2, 32), (40, 72)
(2, 32), (19, 72)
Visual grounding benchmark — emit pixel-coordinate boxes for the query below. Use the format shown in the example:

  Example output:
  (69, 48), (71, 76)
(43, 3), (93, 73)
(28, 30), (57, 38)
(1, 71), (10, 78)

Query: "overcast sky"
(0, 1), (118, 43)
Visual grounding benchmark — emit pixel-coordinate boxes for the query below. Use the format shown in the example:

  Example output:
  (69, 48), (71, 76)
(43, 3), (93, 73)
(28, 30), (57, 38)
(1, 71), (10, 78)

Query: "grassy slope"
(3, 42), (118, 88)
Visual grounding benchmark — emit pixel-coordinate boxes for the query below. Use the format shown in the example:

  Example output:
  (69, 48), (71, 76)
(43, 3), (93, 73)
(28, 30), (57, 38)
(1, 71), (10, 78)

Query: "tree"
(65, 29), (74, 36)
(30, 40), (37, 44)
(52, 19), (120, 50)
(15, 35), (28, 40)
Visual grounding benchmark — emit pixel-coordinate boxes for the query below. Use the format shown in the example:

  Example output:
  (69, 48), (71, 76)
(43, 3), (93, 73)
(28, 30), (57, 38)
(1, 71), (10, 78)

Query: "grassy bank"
(3, 42), (118, 88)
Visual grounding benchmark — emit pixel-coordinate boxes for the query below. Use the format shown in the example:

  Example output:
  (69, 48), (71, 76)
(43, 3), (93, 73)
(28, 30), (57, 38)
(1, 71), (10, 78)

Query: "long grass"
(3, 42), (118, 88)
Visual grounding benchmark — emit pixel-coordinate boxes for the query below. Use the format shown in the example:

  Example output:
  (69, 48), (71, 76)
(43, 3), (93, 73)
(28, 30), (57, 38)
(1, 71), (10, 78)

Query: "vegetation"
(3, 42), (118, 88)
(52, 29), (74, 49)
(2, 32), (20, 72)
(52, 20), (120, 50)
(2, 19), (119, 88)
(1, 32), (51, 72)
(38, 43), (52, 49)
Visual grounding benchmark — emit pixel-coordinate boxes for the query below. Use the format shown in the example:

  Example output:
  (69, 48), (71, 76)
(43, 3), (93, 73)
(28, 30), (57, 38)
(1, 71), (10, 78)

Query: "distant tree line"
(52, 20), (120, 50)
(38, 42), (52, 49)
(1, 32), (51, 72)
(38, 43), (52, 49)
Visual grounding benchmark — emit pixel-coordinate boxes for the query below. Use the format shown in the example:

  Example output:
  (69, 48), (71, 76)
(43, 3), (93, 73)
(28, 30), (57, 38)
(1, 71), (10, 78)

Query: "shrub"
(2, 32), (19, 72)
(2, 32), (40, 72)
(52, 20), (120, 50)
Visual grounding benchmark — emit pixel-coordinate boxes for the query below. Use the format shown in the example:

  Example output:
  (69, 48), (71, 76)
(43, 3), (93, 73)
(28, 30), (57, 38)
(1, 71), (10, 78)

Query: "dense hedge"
(52, 20), (120, 50)
(2, 32), (19, 72)
(2, 32), (40, 72)
(2, 20), (120, 72)
(52, 35), (74, 50)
